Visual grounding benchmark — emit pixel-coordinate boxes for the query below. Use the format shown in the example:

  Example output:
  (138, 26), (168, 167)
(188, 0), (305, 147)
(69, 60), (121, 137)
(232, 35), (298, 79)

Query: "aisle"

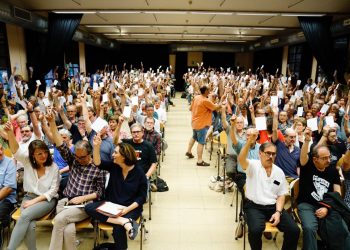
(131, 94), (238, 250)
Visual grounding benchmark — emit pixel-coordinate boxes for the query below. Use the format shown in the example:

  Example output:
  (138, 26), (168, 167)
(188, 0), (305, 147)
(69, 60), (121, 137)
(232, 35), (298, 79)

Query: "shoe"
(197, 161), (210, 166)
(263, 232), (273, 240)
(123, 218), (139, 240)
(185, 152), (195, 158)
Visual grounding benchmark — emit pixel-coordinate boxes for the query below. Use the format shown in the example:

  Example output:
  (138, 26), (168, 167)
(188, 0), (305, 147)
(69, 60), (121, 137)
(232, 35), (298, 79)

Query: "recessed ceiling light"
(53, 11), (96, 14)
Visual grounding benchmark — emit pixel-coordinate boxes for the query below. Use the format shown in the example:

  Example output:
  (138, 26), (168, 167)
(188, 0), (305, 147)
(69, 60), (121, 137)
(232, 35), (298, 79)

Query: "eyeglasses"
(74, 154), (89, 160)
(132, 130), (142, 134)
(318, 155), (331, 161)
(21, 130), (31, 133)
(263, 151), (277, 157)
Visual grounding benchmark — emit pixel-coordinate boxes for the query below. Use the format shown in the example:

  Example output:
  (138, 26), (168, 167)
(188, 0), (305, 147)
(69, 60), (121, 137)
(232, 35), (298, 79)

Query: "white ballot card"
(131, 96), (138, 106)
(270, 96), (278, 107)
(36, 80), (41, 86)
(93, 82), (99, 91)
(122, 106), (132, 118)
(91, 117), (108, 133)
(307, 118), (318, 131)
(277, 91), (284, 99)
(255, 117), (267, 131)
(325, 116), (335, 127)
(320, 104), (329, 114)
(42, 98), (50, 106)
(102, 93), (108, 103)
(297, 107), (304, 117)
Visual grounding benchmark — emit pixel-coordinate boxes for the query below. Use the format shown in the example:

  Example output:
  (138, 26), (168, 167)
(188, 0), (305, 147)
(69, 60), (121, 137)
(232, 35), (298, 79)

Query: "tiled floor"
(12, 94), (299, 249)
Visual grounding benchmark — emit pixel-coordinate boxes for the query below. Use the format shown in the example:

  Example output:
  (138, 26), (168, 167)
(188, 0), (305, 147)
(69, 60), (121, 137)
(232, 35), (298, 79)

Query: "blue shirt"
(0, 156), (17, 204)
(274, 140), (300, 179)
(234, 140), (260, 173)
(53, 146), (74, 170)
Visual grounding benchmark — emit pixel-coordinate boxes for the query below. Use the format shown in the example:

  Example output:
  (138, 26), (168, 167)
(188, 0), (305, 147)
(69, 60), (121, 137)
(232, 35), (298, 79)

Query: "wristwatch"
(276, 210), (283, 215)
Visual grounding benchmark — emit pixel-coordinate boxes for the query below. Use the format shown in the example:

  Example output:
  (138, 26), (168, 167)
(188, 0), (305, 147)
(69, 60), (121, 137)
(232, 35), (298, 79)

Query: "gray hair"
(285, 128), (296, 136)
(58, 129), (71, 138)
(130, 123), (143, 131)
(74, 140), (92, 155)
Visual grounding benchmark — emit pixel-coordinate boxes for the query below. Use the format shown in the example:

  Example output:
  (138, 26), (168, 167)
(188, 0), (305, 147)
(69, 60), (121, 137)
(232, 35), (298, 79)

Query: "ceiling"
(9, 0), (350, 45)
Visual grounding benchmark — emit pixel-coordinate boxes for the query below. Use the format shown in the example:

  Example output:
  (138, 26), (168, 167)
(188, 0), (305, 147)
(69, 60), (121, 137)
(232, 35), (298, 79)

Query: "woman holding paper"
(4, 121), (60, 250)
(86, 134), (148, 250)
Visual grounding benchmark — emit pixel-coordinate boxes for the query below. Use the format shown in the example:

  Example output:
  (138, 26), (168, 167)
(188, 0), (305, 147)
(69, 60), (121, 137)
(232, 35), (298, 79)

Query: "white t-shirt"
(155, 107), (167, 124)
(245, 159), (288, 205)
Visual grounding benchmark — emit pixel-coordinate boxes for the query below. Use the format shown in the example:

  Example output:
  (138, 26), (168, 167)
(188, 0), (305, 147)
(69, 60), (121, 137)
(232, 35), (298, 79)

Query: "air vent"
(344, 19), (350, 26)
(270, 38), (279, 44)
(13, 6), (32, 22)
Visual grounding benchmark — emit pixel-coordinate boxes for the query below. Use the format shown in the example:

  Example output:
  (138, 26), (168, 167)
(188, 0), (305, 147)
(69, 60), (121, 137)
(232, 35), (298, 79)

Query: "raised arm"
(300, 127), (312, 166)
(27, 102), (42, 139)
(3, 121), (19, 154)
(238, 129), (259, 170)
(272, 105), (279, 143)
(113, 116), (124, 145)
(229, 115), (239, 145)
(93, 133), (102, 166)
(80, 94), (92, 134)
(221, 104), (228, 130)
(46, 109), (63, 147)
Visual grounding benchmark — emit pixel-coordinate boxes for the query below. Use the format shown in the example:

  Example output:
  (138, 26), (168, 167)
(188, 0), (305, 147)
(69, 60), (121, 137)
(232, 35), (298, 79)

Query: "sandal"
(123, 218), (139, 240)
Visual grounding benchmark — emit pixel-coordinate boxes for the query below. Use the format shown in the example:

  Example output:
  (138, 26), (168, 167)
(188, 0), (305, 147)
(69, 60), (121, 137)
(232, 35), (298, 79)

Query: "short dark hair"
(118, 143), (137, 166)
(200, 86), (208, 94)
(259, 142), (277, 153)
(28, 140), (53, 169)
(145, 103), (154, 109)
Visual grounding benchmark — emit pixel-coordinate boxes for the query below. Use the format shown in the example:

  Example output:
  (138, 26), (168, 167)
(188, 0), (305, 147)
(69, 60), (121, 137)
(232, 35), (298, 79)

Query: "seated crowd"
(184, 65), (350, 250)
(0, 64), (173, 250)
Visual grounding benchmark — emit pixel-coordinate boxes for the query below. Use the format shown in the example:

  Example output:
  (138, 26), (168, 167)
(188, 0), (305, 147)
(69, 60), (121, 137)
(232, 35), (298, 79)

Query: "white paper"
(63, 204), (85, 208)
(42, 98), (50, 106)
(91, 117), (108, 133)
(315, 87), (320, 94)
(277, 91), (284, 99)
(311, 83), (317, 89)
(116, 82), (121, 88)
(270, 96), (278, 107)
(97, 202), (126, 216)
(297, 107), (303, 117)
(59, 96), (66, 106)
(255, 117), (267, 131)
(320, 104), (329, 114)
(297, 80), (301, 86)
(290, 95), (297, 102)
(295, 90), (303, 98)
(122, 106), (132, 118)
(325, 116), (335, 127)
(93, 82), (99, 91)
(109, 83), (115, 92)
(36, 80), (41, 86)
(102, 93), (108, 103)
(67, 95), (73, 103)
(131, 96), (138, 106)
(99, 82), (104, 88)
(53, 80), (58, 86)
(307, 118), (318, 131)
(328, 95), (336, 104)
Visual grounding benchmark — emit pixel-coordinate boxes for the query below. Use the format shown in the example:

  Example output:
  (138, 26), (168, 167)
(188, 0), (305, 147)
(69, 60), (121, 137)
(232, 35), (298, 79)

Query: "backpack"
(155, 177), (169, 192)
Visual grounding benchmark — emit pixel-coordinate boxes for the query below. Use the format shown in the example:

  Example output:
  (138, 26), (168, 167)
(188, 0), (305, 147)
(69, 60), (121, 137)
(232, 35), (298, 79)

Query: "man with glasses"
(238, 140), (300, 250)
(298, 128), (350, 250)
(46, 110), (105, 250)
(114, 119), (157, 179)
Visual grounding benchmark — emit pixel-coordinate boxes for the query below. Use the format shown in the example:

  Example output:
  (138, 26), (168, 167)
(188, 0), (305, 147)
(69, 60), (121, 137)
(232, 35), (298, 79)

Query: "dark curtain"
(298, 16), (335, 80)
(29, 13), (82, 94)
(253, 47), (283, 74)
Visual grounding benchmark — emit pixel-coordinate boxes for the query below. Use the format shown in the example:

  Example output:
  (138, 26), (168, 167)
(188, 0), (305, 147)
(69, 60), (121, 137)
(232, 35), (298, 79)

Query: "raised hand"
(4, 121), (13, 132)
(45, 109), (55, 123)
(304, 127), (312, 141)
(93, 133), (102, 148)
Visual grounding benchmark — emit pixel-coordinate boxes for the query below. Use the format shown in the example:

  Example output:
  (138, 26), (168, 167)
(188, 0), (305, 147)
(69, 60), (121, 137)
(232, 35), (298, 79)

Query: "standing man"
(0, 144), (16, 247)
(186, 86), (221, 166)
(238, 140), (300, 250)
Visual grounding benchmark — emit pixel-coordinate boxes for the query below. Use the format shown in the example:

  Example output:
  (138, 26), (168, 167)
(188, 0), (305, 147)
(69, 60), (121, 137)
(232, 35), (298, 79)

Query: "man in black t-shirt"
(298, 127), (350, 250)
(117, 121), (157, 178)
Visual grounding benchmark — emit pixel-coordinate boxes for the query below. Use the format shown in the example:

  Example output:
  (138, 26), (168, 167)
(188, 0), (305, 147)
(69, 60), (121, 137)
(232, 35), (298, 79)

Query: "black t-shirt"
(310, 141), (347, 169)
(297, 159), (341, 207)
(69, 124), (96, 145)
(122, 139), (157, 173)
